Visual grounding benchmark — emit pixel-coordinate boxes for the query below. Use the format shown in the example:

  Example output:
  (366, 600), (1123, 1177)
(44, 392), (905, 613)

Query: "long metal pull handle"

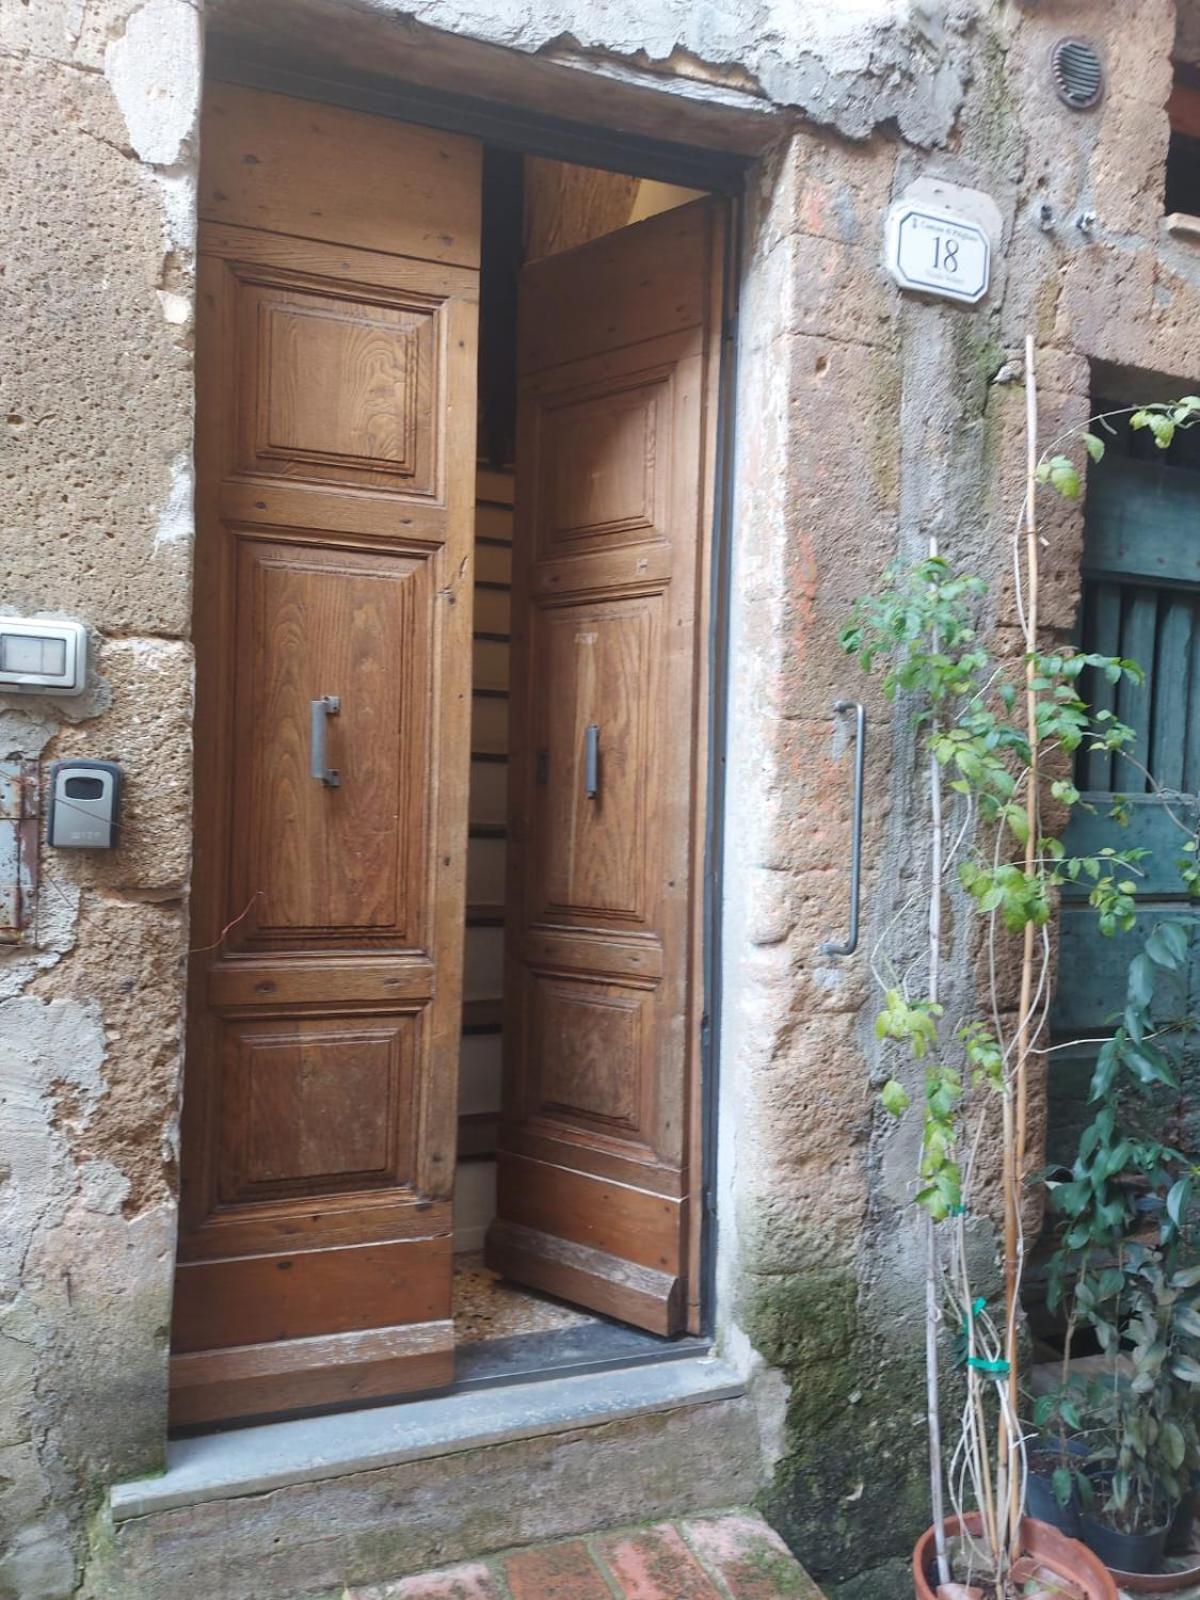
(584, 724), (600, 800)
(820, 700), (866, 956)
(310, 696), (341, 787)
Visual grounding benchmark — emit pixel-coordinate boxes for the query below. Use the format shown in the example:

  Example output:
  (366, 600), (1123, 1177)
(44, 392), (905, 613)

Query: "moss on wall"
(742, 1271), (931, 1592)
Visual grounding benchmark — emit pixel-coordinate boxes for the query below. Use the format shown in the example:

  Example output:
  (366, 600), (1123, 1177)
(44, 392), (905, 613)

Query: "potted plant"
(1026, 1375), (1099, 1539)
(1041, 922), (1200, 1572)
(1076, 1242), (1200, 1573)
(1040, 772), (1200, 1576)
(839, 345), (1200, 1598)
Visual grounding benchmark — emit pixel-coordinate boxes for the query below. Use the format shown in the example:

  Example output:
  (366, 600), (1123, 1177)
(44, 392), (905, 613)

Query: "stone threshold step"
(112, 1354), (745, 1523)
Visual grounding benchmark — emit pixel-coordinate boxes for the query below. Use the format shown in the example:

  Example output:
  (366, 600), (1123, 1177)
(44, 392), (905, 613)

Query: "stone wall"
(716, 3), (1195, 1595)
(1, 0), (1197, 1595)
(0, 3), (201, 1595)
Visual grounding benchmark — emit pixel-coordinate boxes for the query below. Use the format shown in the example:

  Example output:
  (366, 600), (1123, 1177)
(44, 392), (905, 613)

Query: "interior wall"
(456, 467), (513, 1250)
(523, 156), (704, 261)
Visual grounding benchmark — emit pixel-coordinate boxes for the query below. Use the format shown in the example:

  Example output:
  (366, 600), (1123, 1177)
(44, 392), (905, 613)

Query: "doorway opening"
(454, 150), (718, 1385)
(173, 76), (733, 1429)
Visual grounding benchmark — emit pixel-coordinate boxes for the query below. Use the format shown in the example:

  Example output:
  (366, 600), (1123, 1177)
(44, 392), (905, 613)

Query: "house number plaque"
(884, 200), (991, 305)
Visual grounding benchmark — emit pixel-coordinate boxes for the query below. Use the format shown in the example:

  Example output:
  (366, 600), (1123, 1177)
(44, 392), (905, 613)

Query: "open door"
(486, 199), (724, 1336)
(172, 85), (480, 1426)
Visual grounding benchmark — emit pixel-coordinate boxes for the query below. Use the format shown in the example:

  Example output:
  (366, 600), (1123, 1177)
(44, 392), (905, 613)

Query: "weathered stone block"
(790, 135), (899, 251)
(1088, 96), (1171, 236)
(30, 895), (187, 1214)
(782, 231), (898, 351)
(0, 58), (195, 638)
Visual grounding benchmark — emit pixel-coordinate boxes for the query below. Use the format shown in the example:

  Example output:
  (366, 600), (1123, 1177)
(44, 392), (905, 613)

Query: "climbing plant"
(837, 351), (1200, 1591)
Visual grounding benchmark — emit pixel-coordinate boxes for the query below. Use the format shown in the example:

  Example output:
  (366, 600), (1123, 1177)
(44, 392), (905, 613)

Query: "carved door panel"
(173, 84), (480, 1426)
(487, 200), (723, 1335)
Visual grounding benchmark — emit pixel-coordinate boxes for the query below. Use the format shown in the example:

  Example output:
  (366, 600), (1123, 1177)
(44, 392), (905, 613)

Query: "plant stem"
(1007, 334), (1042, 1546)
(928, 532), (952, 1587)
(927, 1219), (951, 1585)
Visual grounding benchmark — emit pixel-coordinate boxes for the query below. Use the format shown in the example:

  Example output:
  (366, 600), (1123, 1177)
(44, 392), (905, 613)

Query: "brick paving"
(346, 1512), (822, 1600)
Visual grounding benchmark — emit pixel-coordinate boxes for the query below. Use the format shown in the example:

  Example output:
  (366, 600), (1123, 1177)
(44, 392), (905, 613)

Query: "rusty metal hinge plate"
(0, 760), (38, 943)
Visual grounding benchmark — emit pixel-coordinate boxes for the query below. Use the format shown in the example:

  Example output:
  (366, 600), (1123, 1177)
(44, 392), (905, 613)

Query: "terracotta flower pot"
(912, 1514), (1119, 1600)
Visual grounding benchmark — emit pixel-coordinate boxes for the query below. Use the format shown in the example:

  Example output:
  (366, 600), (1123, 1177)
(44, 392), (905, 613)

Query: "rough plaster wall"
(0, 1), (200, 1595)
(314, 0), (976, 146)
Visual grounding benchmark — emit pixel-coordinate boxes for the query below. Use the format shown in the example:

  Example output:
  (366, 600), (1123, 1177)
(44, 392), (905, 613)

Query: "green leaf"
(880, 1078), (910, 1117)
(1043, 455), (1082, 499)
(1124, 1039), (1180, 1090)
(1128, 953), (1156, 1008)
(1052, 1466), (1074, 1507)
(1083, 432), (1105, 463)
(1006, 805), (1030, 845)
(1146, 922), (1188, 970)
(1150, 414), (1177, 449)
(1172, 1354), (1200, 1384)
(1101, 1140), (1132, 1180)
(1167, 1178), (1193, 1228)
(1089, 1036), (1121, 1101)
(1163, 1421), (1188, 1470)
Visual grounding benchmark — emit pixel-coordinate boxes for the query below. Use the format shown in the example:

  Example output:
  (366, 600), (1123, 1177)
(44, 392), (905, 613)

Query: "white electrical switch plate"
(0, 619), (87, 696)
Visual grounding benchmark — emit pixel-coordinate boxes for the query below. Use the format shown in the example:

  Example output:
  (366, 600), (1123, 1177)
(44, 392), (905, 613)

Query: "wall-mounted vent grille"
(1052, 38), (1104, 110)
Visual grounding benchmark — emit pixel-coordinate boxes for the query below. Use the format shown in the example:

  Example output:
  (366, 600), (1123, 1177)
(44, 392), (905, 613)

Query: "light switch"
(0, 619), (86, 696)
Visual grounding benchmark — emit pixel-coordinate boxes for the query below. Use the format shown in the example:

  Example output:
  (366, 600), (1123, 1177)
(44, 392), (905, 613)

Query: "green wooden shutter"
(1047, 451), (1200, 1167)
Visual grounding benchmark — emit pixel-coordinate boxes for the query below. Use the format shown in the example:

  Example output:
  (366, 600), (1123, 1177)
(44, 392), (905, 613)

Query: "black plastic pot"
(1026, 1439), (1090, 1539)
(1080, 1511), (1172, 1575)
(1167, 1472), (1200, 1556)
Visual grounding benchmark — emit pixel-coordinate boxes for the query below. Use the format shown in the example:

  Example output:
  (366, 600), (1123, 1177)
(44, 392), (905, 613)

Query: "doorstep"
(96, 1356), (766, 1600)
(344, 1512), (825, 1599)
(111, 1354), (746, 1520)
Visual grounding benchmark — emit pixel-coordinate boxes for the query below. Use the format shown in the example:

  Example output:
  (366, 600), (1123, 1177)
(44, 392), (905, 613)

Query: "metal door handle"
(310, 696), (341, 787)
(585, 724), (599, 799)
(820, 700), (866, 956)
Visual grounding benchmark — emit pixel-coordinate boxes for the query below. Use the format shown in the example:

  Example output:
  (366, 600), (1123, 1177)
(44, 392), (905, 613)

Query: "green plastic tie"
(967, 1356), (1011, 1376)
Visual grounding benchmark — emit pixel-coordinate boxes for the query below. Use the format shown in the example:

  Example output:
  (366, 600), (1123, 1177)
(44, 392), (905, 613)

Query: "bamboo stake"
(1000, 1081), (1019, 1553)
(927, 552), (951, 1585)
(958, 1201), (1000, 1563)
(1007, 334), (1041, 1547)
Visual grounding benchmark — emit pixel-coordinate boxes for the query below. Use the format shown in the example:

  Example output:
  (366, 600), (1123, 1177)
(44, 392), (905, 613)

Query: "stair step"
(94, 1359), (766, 1600)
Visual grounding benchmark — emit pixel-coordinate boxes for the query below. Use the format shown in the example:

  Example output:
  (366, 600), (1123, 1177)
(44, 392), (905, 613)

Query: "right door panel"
(486, 200), (723, 1335)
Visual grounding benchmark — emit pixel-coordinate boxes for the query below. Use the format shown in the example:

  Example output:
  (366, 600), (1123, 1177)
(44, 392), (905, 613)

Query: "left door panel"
(173, 85), (480, 1427)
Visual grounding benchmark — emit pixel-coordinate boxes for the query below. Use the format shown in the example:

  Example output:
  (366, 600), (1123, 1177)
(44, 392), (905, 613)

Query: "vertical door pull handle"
(310, 696), (341, 787)
(820, 700), (866, 956)
(584, 724), (600, 800)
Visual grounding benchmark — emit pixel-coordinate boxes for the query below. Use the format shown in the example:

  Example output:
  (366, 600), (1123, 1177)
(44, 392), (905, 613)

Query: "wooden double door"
(174, 82), (723, 1426)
